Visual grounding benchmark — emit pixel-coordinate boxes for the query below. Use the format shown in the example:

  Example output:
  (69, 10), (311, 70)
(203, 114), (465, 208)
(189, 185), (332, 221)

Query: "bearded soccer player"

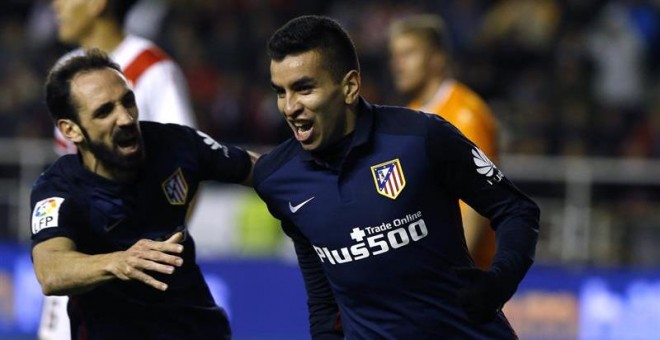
(43, 1), (197, 337)
(253, 15), (539, 338)
(389, 14), (499, 269)
(31, 50), (256, 339)
(51, 0), (195, 155)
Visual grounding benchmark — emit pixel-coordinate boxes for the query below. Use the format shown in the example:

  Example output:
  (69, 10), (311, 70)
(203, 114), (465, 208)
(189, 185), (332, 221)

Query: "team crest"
(162, 168), (188, 205)
(371, 159), (406, 199)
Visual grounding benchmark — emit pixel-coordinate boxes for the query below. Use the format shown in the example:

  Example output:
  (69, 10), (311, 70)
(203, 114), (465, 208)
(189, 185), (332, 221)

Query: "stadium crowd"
(1, 0), (657, 156)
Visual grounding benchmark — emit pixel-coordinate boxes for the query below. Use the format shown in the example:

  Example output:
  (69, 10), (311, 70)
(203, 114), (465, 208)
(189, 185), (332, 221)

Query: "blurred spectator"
(587, 2), (646, 109)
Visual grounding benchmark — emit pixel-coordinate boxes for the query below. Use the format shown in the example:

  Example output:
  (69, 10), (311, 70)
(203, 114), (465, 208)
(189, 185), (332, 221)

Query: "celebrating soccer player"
(31, 50), (257, 339)
(253, 15), (539, 338)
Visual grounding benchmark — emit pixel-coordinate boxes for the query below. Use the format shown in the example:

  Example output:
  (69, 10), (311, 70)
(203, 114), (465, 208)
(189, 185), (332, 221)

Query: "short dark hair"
(267, 15), (360, 81)
(45, 49), (122, 123)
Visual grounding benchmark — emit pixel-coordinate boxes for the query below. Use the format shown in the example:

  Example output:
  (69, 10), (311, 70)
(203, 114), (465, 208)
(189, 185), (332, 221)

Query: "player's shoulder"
(450, 81), (494, 115)
(31, 155), (80, 198)
(112, 34), (172, 70)
(371, 102), (448, 137)
(253, 138), (301, 188)
(140, 121), (198, 146)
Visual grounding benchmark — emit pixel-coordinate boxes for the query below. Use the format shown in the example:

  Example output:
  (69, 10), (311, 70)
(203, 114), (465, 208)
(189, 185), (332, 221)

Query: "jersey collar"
(299, 97), (374, 166)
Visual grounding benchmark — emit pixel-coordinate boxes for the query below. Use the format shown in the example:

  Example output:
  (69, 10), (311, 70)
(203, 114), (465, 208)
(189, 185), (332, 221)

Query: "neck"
(412, 76), (445, 107)
(79, 19), (125, 53)
(342, 102), (359, 138)
(79, 149), (135, 183)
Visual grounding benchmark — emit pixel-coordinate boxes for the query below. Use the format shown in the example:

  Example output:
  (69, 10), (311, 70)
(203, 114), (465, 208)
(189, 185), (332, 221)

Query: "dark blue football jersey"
(30, 122), (251, 338)
(254, 99), (539, 339)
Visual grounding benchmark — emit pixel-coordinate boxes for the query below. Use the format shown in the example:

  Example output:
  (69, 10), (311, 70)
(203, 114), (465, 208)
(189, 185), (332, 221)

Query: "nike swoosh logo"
(289, 197), (315, 213)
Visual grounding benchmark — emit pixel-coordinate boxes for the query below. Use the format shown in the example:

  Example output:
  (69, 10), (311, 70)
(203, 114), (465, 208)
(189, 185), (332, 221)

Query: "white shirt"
(53, 34), (195, 154)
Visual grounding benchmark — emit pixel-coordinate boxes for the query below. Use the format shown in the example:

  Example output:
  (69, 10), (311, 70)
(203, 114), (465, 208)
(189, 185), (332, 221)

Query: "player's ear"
(57, 119), (84, 144)
(342, 70), (361, 105)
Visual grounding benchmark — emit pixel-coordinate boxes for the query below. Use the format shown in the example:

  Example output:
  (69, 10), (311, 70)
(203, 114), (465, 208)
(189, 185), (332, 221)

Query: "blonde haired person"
(389, 14), (498, 269)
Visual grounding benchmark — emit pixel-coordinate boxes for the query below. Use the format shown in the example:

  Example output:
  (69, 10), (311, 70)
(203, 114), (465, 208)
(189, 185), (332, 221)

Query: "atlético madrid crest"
(371, 158), (406, 199)
(162, 168), (188, 205)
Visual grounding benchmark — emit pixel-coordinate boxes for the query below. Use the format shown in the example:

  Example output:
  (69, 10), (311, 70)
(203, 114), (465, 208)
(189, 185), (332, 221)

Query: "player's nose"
(282, 93), (303, 118)
(115, 106), (136, 126)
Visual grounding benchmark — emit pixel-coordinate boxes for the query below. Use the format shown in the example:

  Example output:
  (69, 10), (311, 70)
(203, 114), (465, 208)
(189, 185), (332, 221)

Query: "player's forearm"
(290, 237), (343, 337)
(34, 248), (118, 296)
(490, 197), (540, 283)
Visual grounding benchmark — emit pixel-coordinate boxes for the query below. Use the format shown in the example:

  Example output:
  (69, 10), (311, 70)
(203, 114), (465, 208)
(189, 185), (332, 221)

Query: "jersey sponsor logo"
(31, 197), (64, 234)
(371, 159), (406, 199)
(289, 196), (315, 213)
(472, 148), (503, 185)
(196, 130), (229, 157)
(313, 211), (427, 265)
(162, 168), (188, 205)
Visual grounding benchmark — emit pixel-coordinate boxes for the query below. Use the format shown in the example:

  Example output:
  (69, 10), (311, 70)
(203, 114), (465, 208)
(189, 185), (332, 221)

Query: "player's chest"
(84, 164), (198, 242)
(282, 142), (440, 248)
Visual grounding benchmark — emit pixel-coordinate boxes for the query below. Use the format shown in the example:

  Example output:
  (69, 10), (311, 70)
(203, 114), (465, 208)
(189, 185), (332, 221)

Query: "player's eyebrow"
(92, 101), (114, 119)
(271, 76), (317, 93)
(91, 89), (133, 119)
(270, 82), (284, 93)
(290, 77), (316, 91)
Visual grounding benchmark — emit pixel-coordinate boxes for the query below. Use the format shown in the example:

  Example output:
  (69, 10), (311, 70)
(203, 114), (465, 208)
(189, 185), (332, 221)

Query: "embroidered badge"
(371, 159), (406, 199)
(162, 168), (188, 205)
(31, 197), (65, 234)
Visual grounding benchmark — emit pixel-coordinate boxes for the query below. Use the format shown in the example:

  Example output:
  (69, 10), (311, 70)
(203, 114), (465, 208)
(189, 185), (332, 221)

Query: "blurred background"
(1, 0), (660, 338)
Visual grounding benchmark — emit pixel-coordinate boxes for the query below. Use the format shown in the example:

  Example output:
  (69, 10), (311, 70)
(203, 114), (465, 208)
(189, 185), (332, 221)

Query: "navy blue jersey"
(254, 99), (539, 339)
(30, 122), (251, 338)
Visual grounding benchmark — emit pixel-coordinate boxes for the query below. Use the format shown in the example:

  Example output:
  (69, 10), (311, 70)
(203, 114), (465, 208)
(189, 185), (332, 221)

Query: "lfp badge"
(371, 159), (406, 199)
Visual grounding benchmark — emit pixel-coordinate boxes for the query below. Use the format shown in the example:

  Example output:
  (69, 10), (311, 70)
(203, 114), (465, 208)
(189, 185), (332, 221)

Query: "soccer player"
(389, 14), (499, 269)
(42, 1), (196, 337)
(254, 15), (539, 338)
(51, 0), (195, 155)
(31, 50), (256, 339)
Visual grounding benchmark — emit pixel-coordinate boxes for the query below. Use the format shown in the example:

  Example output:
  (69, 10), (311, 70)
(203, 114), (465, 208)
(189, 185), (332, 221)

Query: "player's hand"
(454, 267), (516, 324)
(109, 232), (185, 291)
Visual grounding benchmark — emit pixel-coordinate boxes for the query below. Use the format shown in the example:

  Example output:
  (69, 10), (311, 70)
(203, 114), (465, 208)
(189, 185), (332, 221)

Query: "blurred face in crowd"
(270, 49), (359, 152)
(65, 68), (144, 174)
(389, 32), (445, 96)
(52, 0), (102, 44)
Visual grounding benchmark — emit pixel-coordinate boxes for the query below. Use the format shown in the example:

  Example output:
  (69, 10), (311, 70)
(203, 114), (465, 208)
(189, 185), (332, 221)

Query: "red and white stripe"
(382, 162), (404, 197)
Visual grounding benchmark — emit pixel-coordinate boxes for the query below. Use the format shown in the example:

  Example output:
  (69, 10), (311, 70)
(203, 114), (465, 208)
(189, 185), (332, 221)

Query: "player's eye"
(93, 103), (114, 119)
(271, 86), (285, 98)
(297, 86), (313, 95)
(122, 92), (136, 109)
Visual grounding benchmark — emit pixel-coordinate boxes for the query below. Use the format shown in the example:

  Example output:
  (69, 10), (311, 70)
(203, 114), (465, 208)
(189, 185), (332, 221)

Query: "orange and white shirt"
(54, 34), (195, 154)
(409, 79), (497, 160)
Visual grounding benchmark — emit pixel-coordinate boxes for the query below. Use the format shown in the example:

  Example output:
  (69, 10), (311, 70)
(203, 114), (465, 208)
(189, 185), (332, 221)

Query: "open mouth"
(291, 120), (314, 143)
(114, 130), (141, 154)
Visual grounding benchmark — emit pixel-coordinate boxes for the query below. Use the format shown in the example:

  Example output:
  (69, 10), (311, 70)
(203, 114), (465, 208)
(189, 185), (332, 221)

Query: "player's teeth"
(295, 122), (311, 131)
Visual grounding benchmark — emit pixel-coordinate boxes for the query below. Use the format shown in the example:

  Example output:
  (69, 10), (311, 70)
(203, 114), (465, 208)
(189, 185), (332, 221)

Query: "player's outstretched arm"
(241, 150), (261, 187)
(32, 232), (185, 296)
